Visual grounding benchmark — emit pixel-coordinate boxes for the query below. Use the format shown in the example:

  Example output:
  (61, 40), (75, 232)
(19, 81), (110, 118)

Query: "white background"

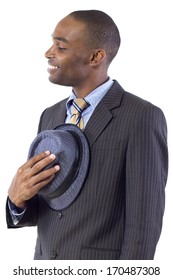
(0, 0), (172, 277)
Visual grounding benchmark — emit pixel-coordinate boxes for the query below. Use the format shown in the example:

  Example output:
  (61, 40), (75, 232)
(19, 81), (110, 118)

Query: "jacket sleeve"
(119, 105), (168, 259)
(6, 195), (38, 228)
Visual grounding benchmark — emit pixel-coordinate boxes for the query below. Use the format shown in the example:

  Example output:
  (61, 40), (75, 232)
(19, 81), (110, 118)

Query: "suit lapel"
(51, 99), (68, 129)
(84, 81), (124, 147)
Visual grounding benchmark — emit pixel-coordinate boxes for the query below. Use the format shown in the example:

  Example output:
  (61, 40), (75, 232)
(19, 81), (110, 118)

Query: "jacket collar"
(50, 80), (124, 147)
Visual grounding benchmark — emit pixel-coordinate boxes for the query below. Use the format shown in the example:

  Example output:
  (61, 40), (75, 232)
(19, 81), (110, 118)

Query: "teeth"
(49, 65), (58, 69)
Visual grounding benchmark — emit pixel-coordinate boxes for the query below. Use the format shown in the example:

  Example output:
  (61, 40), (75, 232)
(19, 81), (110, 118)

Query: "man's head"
(45, 10), (120, 94)
(69, 10), (120, 64)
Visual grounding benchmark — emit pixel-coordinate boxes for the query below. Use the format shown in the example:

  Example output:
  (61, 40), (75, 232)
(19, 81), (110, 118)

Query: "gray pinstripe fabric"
(6, 80), (168, 260)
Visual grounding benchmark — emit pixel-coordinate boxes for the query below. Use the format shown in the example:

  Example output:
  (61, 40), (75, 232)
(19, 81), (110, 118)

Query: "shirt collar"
(66, 78), (114, 110)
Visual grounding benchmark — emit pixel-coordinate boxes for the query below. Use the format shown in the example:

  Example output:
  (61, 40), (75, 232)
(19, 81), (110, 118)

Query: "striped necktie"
(70, 98), (90, 130)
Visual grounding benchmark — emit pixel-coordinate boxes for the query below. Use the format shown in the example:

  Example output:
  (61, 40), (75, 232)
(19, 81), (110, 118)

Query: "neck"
(73, 76), (109, 98)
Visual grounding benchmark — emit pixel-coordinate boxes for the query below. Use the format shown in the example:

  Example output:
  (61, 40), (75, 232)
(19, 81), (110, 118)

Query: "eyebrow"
(52, 36), (68, 44)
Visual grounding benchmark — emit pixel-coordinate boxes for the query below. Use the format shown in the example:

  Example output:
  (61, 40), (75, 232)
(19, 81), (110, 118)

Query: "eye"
(58, 46), (67, 51)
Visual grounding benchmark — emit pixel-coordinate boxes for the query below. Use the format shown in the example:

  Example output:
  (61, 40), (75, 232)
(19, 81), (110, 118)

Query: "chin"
(48, 76), (59, 85)
(48, 76), (71, 87)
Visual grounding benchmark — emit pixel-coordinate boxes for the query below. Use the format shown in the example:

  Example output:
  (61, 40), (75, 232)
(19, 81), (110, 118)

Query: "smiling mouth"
(48, 65), (59, 69)
(47, 65), (60, 74)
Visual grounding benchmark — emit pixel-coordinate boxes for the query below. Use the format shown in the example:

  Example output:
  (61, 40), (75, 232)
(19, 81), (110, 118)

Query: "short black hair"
(69, 10), (121, 64)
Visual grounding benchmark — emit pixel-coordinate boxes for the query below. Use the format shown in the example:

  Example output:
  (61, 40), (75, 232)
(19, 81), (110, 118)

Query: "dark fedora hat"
(27, 124), (90, 210)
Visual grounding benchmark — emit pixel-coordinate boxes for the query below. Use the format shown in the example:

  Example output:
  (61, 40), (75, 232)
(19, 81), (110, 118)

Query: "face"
(45, 16), (93, 88)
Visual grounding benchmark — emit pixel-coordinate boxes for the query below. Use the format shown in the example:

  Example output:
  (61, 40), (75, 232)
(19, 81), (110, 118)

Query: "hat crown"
(29, 130), (80, 197)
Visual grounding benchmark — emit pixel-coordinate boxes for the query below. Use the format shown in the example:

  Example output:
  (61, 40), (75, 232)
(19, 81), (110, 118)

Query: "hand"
(8, 151), (60, 208)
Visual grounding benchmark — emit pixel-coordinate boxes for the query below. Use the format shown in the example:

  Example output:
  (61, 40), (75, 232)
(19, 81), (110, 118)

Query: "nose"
(45, 45), (55, 58)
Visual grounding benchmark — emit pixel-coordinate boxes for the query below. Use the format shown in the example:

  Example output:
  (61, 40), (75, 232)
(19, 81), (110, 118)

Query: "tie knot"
(72, 98), (89, 115)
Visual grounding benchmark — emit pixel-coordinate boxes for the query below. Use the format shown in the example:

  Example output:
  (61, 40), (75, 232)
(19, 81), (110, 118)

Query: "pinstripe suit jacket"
(6, 80), (168, 260)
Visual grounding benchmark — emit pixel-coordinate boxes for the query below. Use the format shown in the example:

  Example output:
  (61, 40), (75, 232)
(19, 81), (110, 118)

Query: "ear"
(90, 49), (107, 66)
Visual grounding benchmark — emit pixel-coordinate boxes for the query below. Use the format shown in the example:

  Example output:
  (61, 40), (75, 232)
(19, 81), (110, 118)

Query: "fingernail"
(45, 150), (50, 155)
(55, 165), (60, 171)
(49, 154), (56, 159)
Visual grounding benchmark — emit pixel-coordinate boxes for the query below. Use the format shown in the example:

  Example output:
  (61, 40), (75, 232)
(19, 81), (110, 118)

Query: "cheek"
(65, 51), (90, 67)
(59, 52), (91, 81)
(63, 59), (89, 76)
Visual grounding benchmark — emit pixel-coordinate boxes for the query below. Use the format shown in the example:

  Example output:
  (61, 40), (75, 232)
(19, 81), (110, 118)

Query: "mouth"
(47, 64), (60, 74)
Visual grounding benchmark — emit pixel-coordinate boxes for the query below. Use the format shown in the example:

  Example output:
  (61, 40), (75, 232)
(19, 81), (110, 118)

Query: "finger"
(30, 153), (57, 175)
(32, 174), (57, 193)
(25, 150), (51, 168)
(31, 165), (60, 186)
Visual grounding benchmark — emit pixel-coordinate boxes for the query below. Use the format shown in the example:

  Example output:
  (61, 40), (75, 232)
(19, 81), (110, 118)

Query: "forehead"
(52, 16), (87, 43)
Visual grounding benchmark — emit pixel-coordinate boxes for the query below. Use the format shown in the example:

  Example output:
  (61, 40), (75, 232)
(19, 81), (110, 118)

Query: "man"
(6, 10), (168, 259)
